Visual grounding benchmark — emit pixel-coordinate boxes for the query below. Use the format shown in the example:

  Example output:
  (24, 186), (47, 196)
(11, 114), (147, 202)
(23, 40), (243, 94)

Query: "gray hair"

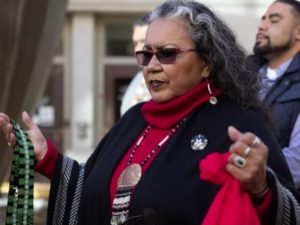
(149, 0), (264, 112)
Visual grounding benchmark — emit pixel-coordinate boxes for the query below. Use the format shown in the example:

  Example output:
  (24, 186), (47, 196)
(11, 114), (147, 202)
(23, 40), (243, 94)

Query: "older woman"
(1, 0), (300, 225)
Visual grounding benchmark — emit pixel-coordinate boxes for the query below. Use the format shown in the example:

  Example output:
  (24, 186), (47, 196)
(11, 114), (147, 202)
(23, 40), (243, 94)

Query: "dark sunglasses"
(135, 48), (196, 66)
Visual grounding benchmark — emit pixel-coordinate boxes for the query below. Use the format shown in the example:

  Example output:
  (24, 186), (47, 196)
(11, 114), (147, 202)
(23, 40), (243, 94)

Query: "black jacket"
(47, 96), (300, 225)
(249, 52), (300, 148)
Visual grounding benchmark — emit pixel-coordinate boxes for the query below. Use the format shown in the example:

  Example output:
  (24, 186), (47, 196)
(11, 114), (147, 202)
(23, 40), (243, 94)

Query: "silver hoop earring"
(206, 79), (217, 105)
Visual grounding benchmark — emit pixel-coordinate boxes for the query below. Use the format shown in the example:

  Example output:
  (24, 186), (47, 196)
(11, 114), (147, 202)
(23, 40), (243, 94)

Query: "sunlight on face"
(143, 18), (208, 103)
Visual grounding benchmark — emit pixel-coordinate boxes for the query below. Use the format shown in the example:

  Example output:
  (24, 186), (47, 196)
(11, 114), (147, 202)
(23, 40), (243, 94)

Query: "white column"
(69, 13), (95, 162)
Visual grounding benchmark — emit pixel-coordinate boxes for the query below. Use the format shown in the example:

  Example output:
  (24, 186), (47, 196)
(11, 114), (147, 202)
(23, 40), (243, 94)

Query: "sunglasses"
(135, 48), (196, 66)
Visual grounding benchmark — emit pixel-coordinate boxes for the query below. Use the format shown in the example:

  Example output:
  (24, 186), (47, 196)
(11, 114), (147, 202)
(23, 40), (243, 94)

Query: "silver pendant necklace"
(111, 118), (186, 225)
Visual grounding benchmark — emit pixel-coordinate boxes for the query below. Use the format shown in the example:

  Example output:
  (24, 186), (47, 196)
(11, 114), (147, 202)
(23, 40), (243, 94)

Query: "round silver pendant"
(117, 163), (142, 188)
(191, 134), (208, 150)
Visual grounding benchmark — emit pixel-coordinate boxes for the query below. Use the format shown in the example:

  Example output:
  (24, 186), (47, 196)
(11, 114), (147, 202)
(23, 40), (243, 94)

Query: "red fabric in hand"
(199, 152), (260, 225)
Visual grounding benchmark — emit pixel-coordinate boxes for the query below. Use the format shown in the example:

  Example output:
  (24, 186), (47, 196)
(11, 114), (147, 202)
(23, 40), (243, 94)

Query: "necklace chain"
(111, 118), (186, 225)
(127, 118), (186, 166)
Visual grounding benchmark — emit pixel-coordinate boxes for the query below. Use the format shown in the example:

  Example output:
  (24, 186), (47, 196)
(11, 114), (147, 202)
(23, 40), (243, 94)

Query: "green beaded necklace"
(5, 120), (34, 225)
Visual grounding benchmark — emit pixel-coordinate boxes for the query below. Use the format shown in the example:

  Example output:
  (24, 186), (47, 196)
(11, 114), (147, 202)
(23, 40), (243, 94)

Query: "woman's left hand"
(226, 126), (269, 198)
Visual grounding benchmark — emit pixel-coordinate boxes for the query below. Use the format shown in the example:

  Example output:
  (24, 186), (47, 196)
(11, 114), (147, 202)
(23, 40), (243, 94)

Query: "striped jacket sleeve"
(268, 168), (300, 225)
(47, 154), (85, 225)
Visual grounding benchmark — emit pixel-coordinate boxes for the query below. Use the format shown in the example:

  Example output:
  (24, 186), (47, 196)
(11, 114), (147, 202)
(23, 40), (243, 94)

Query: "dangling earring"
(206, 78), (217, 105)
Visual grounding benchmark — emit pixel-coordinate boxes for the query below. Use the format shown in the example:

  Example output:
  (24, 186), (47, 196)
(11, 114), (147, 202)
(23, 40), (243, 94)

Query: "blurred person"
(1, 1), (300, 224)
(249, 0), (300, 190)
(120, 14), (151, 116)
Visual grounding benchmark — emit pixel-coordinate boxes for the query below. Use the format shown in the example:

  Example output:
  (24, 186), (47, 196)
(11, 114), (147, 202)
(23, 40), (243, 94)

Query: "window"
(105, 23), (133, 56)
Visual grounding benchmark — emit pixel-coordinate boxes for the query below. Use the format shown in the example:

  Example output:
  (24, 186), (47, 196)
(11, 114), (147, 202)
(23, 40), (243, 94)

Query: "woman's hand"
(226, 126), (269, 199)
(0, 111), (48, 162)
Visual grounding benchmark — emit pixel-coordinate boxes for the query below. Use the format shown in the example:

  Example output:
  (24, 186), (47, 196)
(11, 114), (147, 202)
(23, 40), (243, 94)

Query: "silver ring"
(233, 155), (247, 168)
(8, 142), (11, 147)
(243, 146), (252, 157)
(251, 136), (261, 147)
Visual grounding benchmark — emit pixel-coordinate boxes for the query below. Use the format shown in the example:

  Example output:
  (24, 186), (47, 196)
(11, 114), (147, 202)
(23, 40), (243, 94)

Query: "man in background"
(120, 14), (151, 115)
(250, 0), (300, 189)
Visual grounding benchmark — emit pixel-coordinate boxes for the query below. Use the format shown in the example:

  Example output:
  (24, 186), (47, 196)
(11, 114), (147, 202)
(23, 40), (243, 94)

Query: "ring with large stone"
(251, 136), (261, 147)
(243, 146), (252, 157)
(233, 155), (247, 168)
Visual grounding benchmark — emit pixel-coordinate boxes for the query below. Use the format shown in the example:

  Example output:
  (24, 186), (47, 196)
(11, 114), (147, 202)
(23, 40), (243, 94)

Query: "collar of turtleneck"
(142, 80), (222, 129)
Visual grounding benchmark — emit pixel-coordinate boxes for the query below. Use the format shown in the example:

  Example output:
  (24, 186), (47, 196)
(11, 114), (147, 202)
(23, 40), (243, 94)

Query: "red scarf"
(142, 80), (222, 128)
(199, 152), (260, 225)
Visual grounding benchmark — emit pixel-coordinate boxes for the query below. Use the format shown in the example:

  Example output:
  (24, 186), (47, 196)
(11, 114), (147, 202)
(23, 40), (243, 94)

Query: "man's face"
(132, 25), (148, 52)
(253, 2), (299, 57)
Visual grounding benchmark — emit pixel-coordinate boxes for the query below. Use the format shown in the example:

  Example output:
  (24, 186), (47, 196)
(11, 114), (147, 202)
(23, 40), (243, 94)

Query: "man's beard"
(253, 36), (292, 57)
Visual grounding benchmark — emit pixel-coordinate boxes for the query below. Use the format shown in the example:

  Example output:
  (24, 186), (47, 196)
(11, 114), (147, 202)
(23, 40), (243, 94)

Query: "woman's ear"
(202, 65), (210, 78)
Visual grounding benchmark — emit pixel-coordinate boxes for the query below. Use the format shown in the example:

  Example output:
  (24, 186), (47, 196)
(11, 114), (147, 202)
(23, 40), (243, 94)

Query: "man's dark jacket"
(249, 52), (300, 148)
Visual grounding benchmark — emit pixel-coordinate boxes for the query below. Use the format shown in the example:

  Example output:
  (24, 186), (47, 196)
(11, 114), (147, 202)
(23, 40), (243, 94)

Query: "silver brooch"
(191, 134), (208, 150)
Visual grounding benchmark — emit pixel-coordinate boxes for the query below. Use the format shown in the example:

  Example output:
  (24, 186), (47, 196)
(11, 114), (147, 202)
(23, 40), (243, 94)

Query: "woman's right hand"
(0, 111), (48, 162)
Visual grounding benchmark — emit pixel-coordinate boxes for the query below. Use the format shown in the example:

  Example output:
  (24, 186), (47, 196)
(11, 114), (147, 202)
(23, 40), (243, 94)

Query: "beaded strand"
(127, 118), (186, 167)
(111, 118), (186, 225)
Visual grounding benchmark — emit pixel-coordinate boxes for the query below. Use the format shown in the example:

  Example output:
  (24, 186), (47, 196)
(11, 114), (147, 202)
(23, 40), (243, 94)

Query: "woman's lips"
(150, 80), (165, 89)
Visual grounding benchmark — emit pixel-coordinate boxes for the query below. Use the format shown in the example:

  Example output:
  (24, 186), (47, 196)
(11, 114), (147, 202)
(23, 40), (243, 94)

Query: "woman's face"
(143, 18), (208, 103)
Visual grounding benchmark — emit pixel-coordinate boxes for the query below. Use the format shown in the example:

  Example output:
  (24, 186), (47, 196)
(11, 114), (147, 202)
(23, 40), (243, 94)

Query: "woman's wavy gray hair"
(149, 0), (264, 111)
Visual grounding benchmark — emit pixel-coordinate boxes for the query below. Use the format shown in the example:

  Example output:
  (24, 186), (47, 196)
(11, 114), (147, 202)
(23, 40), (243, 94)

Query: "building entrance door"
(104, 65), (139, 129)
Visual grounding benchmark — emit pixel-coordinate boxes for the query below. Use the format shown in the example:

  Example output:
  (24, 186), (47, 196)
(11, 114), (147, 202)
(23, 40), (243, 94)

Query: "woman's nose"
(147, 53), (160, 67)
